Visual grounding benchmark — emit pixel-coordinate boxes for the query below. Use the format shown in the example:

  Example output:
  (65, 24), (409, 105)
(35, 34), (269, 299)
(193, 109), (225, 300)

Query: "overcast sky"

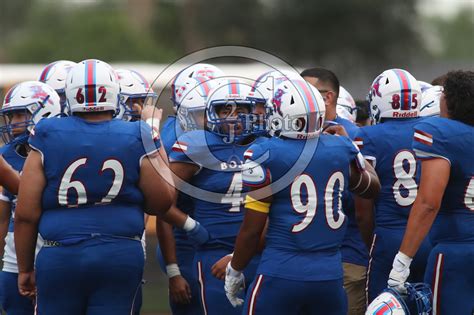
(417, 0), (473, 17)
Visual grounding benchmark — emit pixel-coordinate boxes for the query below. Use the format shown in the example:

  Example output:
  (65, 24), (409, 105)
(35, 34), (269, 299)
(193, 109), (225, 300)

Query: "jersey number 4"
(290, 172), (346, 233)
(58, 158), (124, 207)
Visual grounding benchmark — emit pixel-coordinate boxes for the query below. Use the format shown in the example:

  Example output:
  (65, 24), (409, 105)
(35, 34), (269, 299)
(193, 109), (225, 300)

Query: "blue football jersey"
(1, 143), (26, 233)
(169, 130), (264, 250)
(333, 116), (359, 139)
(29, 116), (158, 242)
(1, 143), (45, 274)
(242, 135), (362, 281)
(355, 119), (422, 228)
(160, 115), (194, 249)
(161, 116), (184, 155)
(413, 117), (474, 243)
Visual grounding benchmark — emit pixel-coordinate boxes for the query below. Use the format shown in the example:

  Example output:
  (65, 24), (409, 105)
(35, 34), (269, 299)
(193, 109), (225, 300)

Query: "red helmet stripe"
(196, 77), (211, 96)
(394, 69), (412, 110)
(228, 79), (239, 95)
(85, 60), (96, 105)
(39, 62), (57, 82)
(295, 80), (317, 133)
(3, 84), (18, 105)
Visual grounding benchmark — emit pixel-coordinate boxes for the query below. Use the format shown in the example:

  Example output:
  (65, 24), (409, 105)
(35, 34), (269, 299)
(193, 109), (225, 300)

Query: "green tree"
(428, 9), (474, 60)
(5, 0), (172, 63)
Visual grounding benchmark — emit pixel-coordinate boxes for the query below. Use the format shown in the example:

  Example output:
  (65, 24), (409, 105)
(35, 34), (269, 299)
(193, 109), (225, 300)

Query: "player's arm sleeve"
(354, 128), (376, 165)
(346, 138), (366, 171)
(242, 145), (272, 189)
(412, 121), (451, 164)
(242, 144), (272, 214)
(168, 133), (200, 168)
(28, 121), (47, 160)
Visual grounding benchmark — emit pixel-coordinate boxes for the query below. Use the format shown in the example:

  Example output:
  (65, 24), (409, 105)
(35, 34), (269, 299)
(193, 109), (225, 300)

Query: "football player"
(116, 68), (158, 122)
(156, 64), (223, 315)
(0, 81), (60, 314)
(13, 59), (175, 315)
(38, 60), (76, 116)
(167, 78), (264, 315)
(387, 70), (474, 315)
(355, 69), (433, 304)
(225, 79), (380, 314)
(301, 68), (367, 315)
(246, 69), (301, 136)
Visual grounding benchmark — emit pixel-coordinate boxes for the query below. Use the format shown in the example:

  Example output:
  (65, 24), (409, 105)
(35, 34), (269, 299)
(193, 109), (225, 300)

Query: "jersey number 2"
(58, 158), (124, 207)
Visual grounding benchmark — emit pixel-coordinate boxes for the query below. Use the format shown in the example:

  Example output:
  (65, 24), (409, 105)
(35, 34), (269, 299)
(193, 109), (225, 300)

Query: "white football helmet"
(267, 79), (325, 139)
(337, 106), (355, 122)
(247, 69), (302, 104)
(115, 69), (157, 121)
(206, 78), (255, 142)
(171, 63), (224, 111)
(39, 60), (77, 115)
(337, 86), (357, 122)
(177, 77), (217, 131)
(366, 283), (432, 315)
(0, 81), (61, 143)
(368, 69), (421, 123)
(418, 80), (432, 93)
(39, 60), (77, 93)
(419, 85), (442, 117)
(65, 59), (120, 114)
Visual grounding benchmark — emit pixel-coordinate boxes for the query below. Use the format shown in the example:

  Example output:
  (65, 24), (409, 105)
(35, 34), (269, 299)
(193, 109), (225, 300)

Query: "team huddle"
(0, 58), (472, 315)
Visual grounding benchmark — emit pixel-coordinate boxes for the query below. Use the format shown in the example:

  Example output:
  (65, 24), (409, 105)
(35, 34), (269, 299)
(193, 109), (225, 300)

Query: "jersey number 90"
(290, 172), (346, 233)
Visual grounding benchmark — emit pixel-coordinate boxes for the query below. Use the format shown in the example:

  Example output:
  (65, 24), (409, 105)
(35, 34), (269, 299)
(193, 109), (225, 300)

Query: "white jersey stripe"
(197, 261), (208, 315)
(414, 132), (433, 144)
(248, 274), (264, 315)
(432, 253), (444, 315)
(365, 233), (377, 306)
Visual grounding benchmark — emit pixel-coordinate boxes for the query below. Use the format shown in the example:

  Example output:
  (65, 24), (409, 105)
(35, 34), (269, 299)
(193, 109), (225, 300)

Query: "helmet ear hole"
(385, 78), (390, 84)
(290, 96), (295, 105)
(294, 117), (306, 132)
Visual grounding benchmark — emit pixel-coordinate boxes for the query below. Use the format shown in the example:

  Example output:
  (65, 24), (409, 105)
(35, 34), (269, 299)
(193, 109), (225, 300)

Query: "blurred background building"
(0, 0), (472, 313)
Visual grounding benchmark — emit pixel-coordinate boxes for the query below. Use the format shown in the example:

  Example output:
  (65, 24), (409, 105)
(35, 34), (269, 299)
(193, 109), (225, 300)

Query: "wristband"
(166, 263), (181, 278)
(146, 118), (160, 141)
(183, 216), (197, 232)
(146, 118), (160, 131)
(226, 263), (242, 277)
(394, 251), (413, 269)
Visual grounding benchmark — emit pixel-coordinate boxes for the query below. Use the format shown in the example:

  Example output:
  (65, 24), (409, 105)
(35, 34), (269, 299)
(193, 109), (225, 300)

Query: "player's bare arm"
(399, 158), (449, 258)
(139, 156), (175, 216)
(349, 157), (380, 199)
(14, 150), (45, 297)
(0, 157), (20, 195)
(156, 209), (192, 304)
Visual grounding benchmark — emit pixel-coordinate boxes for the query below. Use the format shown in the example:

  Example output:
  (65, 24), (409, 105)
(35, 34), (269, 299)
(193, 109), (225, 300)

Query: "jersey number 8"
(393, 150), (418, 207)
